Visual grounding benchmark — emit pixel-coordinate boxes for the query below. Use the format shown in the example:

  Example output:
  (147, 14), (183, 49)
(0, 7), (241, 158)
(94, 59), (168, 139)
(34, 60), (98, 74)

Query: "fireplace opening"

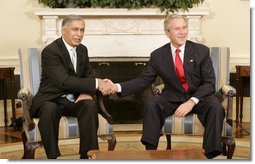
(91, 57), (154, 124)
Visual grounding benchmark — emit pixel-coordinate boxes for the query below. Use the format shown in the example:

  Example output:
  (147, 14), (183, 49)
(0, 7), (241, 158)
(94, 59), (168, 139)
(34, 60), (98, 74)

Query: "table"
(0, 67), (16, 127)
(87, 149), (206, 160)
(235, 65), (250, 123)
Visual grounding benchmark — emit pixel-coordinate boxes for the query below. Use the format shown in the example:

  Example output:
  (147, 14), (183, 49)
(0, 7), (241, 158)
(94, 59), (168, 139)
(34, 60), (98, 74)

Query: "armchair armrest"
(152, 84), (165, 96)
(216, 84), (236, 124)
(215, 84), (236, 101)
(221, 84), (236, 97)
(153, 83), (236, 99)
(96, 91), (114, 124)
(17, 88), (35, 131)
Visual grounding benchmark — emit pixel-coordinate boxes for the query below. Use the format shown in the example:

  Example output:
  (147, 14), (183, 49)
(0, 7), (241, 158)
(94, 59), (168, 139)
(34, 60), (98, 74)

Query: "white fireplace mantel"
(34, 7), (209, 57)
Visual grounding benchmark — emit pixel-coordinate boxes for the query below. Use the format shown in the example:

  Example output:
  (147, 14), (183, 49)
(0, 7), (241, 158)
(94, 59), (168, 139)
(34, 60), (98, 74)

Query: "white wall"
(202, 0), (250, 72)
(0, 0), (43, 73)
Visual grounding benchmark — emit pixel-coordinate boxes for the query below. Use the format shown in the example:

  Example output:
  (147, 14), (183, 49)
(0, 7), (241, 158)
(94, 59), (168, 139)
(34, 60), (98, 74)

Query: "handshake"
(98, 78), (118, 96)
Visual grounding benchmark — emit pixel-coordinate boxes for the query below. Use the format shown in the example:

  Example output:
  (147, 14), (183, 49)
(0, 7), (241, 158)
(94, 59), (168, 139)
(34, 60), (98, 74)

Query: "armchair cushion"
(25, 115), (113, 142)
(162, 114), (231, 136)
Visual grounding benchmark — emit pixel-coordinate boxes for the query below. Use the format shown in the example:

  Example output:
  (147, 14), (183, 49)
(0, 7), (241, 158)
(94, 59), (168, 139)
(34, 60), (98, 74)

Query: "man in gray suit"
(31, 15), (112, 159)
(104, 14), (225, 159)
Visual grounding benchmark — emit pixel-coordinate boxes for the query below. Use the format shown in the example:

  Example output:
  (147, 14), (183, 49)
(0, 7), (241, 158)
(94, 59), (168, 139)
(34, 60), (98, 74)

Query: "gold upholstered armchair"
(152, 47), (236, 159)
(17, 48), (116, 159)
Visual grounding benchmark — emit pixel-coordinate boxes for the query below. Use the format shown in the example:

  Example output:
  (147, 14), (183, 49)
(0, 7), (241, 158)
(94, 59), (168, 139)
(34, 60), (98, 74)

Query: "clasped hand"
(98, 78), (117, 96)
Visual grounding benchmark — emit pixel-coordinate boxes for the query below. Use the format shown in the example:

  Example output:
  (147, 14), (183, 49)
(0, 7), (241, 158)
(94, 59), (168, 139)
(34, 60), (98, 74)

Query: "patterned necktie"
(70, 48), (77, 72)
(175, 49), (189, 92)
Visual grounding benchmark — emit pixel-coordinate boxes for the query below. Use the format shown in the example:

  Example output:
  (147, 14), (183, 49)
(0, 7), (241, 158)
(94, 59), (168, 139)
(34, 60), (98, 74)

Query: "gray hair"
(62, 15), (84, 28)
(163, 14), (188, 32)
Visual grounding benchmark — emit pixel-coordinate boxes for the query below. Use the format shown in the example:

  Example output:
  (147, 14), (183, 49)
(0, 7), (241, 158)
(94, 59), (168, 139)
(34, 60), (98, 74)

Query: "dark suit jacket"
(31, 38), (96, 117)
(119, 40), (216, 103)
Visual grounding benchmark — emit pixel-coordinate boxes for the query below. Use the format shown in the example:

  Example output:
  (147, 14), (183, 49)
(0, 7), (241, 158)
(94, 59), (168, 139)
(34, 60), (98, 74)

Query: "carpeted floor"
(0, 135), (250, 160)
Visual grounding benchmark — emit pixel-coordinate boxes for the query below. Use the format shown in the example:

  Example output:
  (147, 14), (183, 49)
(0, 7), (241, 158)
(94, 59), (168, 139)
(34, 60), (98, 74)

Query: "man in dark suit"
(105, 14), (225, 159)
(31, 15), (113, 159)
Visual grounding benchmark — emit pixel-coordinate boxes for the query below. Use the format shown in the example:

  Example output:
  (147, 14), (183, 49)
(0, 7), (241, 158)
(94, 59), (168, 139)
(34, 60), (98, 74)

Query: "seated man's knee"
(77, 100), (98, 115)
(144, 97), (163, 114)
(39, 101), (61, 118)
(208, 103), (225, 118)
(144, 97), (157, 109)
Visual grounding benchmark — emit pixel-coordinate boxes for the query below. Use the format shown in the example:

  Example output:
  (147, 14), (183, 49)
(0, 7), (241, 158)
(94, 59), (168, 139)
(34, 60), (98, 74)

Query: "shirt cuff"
(116, 83), (121, 92)
(190, 97), (199, 104)
(95, 78), (98, 89)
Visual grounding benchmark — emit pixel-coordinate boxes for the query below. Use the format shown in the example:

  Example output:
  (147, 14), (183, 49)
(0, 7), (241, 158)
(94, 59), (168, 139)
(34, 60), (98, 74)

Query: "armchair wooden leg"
(99, 134), (116, 151)
(166, 134), (171, 150)
(222, 136), (235, 159)
(21, 131), (28, 159)
(21, 131), (41, 159)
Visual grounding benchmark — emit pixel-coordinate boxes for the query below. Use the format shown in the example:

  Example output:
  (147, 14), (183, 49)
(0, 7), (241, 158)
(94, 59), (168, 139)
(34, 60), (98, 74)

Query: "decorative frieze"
(34, 7), (209, 57)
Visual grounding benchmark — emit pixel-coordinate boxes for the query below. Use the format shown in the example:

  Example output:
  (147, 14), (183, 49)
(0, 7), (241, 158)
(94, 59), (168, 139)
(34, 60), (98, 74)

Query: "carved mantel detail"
(34, 7), (209, 57)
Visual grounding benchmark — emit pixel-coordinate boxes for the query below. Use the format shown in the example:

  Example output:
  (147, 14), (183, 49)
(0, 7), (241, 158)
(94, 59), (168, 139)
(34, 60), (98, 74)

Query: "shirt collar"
(62, 38), (76, 51)
(170, 43), (185, 54)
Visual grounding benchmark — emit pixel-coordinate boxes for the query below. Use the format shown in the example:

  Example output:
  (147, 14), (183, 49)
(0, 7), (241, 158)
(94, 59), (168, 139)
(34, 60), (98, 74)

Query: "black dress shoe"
(80, 153), (89, 159)
(145, 144), (157, 150)
(205, 151), (222, 159)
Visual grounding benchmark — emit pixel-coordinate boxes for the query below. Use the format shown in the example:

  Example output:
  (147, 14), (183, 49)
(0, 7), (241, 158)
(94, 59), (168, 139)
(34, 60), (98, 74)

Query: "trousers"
(36, 97), (99, 159)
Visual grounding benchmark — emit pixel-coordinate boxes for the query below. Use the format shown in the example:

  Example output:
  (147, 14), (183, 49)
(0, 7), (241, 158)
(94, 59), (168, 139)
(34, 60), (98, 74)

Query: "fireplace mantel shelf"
(89, 56), (149, 62)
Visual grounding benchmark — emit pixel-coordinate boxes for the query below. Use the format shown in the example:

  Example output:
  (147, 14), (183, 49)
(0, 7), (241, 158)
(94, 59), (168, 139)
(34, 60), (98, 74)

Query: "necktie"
(64, 48), (77, 102)
(70, 48), (77, 72)
(175, 49), (189, 92)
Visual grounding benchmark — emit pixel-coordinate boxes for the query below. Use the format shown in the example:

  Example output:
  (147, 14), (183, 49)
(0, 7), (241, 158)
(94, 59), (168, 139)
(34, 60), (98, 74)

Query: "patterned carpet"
(0, 135), (250, 160)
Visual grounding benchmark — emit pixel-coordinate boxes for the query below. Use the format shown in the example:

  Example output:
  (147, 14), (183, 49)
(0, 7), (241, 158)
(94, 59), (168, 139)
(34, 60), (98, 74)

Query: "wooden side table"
(235, 65), (250, 123)
(0, 67), (16, 128)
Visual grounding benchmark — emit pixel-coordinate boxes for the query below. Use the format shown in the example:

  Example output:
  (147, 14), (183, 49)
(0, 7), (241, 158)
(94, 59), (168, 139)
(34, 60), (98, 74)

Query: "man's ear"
(61, 28), (66, 36)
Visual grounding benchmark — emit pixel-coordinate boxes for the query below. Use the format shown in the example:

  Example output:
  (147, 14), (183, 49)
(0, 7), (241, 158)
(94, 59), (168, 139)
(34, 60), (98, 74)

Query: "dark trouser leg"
(37, 102), (62, 159)
(141, 96), (177, 149)
(194, 95), (225, 158)
(65, 100), (99, 158)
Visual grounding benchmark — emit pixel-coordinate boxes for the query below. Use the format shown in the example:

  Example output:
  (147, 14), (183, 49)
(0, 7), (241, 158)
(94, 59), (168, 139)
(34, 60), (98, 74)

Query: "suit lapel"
(183, 42), (195, 85)
(162, 44), (184, 91)
(76, 46), (82, 75)
(58, 38), (76, 74)
(164, 45), (176, 77)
